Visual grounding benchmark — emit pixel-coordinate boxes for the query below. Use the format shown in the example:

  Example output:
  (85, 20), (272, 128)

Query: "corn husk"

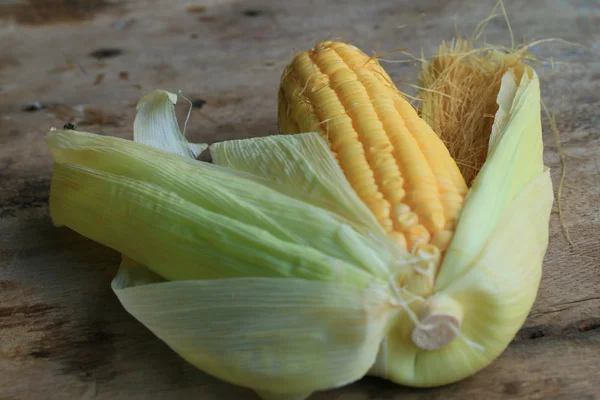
(47, 91), (409, 399)
(45, 54), (552, 399)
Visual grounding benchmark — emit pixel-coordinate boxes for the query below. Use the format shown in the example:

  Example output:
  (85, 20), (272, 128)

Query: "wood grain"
(1, 0), (599, 399)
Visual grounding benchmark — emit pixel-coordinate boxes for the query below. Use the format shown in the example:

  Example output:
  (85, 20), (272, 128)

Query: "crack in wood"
(515, 318), (600, 341)
(529, 296), (600, 318)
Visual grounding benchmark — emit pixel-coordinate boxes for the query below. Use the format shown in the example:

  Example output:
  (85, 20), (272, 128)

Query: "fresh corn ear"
(45, 40), (553, 400)
(278, 41), (468, 256)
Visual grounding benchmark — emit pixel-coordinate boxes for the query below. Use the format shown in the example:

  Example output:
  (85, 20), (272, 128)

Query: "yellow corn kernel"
(431, 230), (454, 252)
(278, 41), (467, 253)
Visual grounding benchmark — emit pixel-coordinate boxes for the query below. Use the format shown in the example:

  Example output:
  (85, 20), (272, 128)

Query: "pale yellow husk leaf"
(210, 134), (386, 241)
(134, 89), (206, 158)
(112, 273), (393, 396)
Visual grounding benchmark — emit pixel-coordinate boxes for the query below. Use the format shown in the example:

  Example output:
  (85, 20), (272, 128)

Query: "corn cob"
(278, 41), (468, 255)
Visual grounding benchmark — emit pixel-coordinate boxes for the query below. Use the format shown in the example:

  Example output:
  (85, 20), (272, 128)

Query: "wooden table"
(1, 0), (599, 398)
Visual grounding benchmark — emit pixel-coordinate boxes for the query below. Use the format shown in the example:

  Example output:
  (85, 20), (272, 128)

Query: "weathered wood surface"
(1, 0), (599, 399)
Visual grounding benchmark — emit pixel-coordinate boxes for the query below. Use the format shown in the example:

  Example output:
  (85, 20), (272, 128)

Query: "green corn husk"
(48, 131), (394, 283)
(46, 51), (553, 400)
